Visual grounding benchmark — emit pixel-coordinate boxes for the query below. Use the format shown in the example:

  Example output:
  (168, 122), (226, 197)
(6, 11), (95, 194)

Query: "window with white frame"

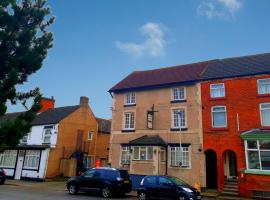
(172, 109), (186, 128)
(23, 150), (40, 170)
(258, 79), (270, 95)
(260, 103), (270, 126)
(20, 135), (28, 144)
(212, 106), (227, 128)
(210, 83), (225, 98)
(172, 87), (185, 101)
(88, 132), (93, 140)
(43, 126), (53, 144)
(0, 150), (17, 168)
(170, 146), (190, 167)
(133, 146), (153, 161)
(124, 112), (135, 130)
(121, 146), (131, 164)
(125, 92), (136, 105)
(245, 140), (270, 171)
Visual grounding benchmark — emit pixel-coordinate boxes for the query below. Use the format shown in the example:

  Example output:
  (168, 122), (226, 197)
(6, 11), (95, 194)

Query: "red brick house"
(200, 53), (270, 198)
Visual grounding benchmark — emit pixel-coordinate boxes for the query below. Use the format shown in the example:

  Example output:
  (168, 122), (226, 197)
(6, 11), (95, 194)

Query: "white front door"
(14, 150), (25, 180)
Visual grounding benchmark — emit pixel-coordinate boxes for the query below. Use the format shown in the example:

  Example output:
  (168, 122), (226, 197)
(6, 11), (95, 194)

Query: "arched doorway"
(205, 149), (218, 188)
(223, 150), (237, 180)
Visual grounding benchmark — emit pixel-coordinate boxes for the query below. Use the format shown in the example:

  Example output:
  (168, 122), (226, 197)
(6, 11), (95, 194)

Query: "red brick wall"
(201, 74), (270, 197)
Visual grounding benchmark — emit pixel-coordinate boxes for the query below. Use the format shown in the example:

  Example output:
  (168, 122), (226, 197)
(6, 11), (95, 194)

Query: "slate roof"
(32, 105), (80, 125)
(109, 61), (209, 92)
(0, 112), (23, 124)
(201, 53), (270, 80)
(109, 53), (270, 93)
(96, 118), (111, 134)
(128, 135), (167, 146)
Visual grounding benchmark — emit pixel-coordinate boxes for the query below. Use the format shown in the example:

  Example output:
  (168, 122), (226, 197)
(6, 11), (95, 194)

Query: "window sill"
(245, 170), (270, 175)
(257, 94), (270, 98)
(124, 104), (136, 107)
(122, 129), (135, 133)
(211, 127), (228, 131)
(171, 128), (188, 132)
(209, 97), (226, 101)
(171, 100), (187, 104)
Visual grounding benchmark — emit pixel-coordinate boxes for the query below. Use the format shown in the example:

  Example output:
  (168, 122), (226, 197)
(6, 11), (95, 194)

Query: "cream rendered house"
(109, 63), (208, 187)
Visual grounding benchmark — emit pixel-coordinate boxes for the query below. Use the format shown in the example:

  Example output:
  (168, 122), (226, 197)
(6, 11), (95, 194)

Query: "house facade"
(200, 53), (270, 198)
(0, 96), (110, 181)
(109, 63), (207, 187)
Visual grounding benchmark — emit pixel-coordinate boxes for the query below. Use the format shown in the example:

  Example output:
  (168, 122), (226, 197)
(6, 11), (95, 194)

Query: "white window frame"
(121, 146), (131, 164)
(125, 92), (136, 105)
(172, 87), (186, 101)
(0, 150), (17, 168)
(23, 150), (41, 170)
(211, 106), (227, 128)
(210, 83), (225, 98)
(172, 108), (186, 129)
(43, 126), (52, 144)
(132, 146), (153, 161)
(245, 140), (270, 171)
(170, 146), (191, 168)
(260, 103), (270, 127)
(123, 112), (135, 130)
(258, 78), (270, 95)
(88, 132), (94, 140)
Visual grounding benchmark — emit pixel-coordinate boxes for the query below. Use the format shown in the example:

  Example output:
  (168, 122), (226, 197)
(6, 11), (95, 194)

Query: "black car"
(0, 168), (6, 184)
(66, 167), (132, 198)
(137, 176), (201, 200)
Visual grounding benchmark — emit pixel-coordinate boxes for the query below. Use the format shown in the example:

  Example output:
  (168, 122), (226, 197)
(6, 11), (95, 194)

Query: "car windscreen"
(168, 177), (190, 187)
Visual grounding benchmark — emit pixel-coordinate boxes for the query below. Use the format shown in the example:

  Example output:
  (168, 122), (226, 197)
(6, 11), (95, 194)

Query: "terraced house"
(0, 96), (111, 181)
(109, 52), (270, 198)
(109, 63), (207, 188)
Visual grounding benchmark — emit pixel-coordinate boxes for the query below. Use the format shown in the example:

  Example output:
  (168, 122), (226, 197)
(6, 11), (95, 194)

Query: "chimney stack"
(80, 96), (89, 107)
(39, 96), (55, 113)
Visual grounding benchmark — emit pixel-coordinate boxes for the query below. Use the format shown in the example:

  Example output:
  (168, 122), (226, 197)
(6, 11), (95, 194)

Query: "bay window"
(23, 150), (41, 170)
(245, 140), (270, 171)
(0, 150), (17, 168)
(133, 146), (153, 161)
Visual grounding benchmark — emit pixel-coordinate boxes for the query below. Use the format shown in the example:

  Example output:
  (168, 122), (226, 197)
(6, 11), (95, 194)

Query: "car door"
(80, 169), (96, 191)
(143, 176), (159, 198)
(157, 177), (177, 199)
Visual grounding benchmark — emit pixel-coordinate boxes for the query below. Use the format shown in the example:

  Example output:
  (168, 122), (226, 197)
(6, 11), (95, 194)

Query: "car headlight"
(183, 187), (193, 193)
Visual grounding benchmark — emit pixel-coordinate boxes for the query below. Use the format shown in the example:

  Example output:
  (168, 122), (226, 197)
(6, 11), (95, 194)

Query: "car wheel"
(138, 191), (147, 200)
(102, 187), (111, 198)
(178, 195), (187, 200)
(68, 184), (77, 195)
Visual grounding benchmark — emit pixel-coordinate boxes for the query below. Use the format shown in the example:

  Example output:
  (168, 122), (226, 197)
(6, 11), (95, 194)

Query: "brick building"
(200, 53), (270, 198)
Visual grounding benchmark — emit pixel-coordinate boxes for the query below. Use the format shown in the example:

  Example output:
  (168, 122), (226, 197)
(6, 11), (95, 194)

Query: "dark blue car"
(137, 175), (201, 200)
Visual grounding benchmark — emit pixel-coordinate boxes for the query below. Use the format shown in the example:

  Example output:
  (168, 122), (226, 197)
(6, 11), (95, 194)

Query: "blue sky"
(9, 0), (270, 119)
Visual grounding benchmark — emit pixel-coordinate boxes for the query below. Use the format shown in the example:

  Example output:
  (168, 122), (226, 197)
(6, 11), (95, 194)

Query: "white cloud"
(197, 0), (243, 19)
(116, 22), (166, 58)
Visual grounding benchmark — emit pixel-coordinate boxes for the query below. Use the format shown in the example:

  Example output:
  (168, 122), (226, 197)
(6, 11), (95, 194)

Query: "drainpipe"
(165, 145), (168, 175)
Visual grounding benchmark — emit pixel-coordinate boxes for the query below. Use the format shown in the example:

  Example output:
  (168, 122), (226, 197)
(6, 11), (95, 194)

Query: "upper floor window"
(43, 126), (53, 144)
(172, 87), (185, 101)
(258, 79), (270, 95)
(88, 132), (94, 140)
(125, 92), (136, 105)
(124, 112), (135, 130)
(260, 103), (270, 126)
(245, 140), (270, 171)
(133, 146), (153, 161)
(170, 146), (190, 168)
(172, 109), (186, 128)
(210, 83), (225, 98)
(212, 106), (227, 128)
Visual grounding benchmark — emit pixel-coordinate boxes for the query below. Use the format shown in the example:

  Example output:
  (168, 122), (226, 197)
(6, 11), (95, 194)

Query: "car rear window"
(118, 170), (129, 179)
